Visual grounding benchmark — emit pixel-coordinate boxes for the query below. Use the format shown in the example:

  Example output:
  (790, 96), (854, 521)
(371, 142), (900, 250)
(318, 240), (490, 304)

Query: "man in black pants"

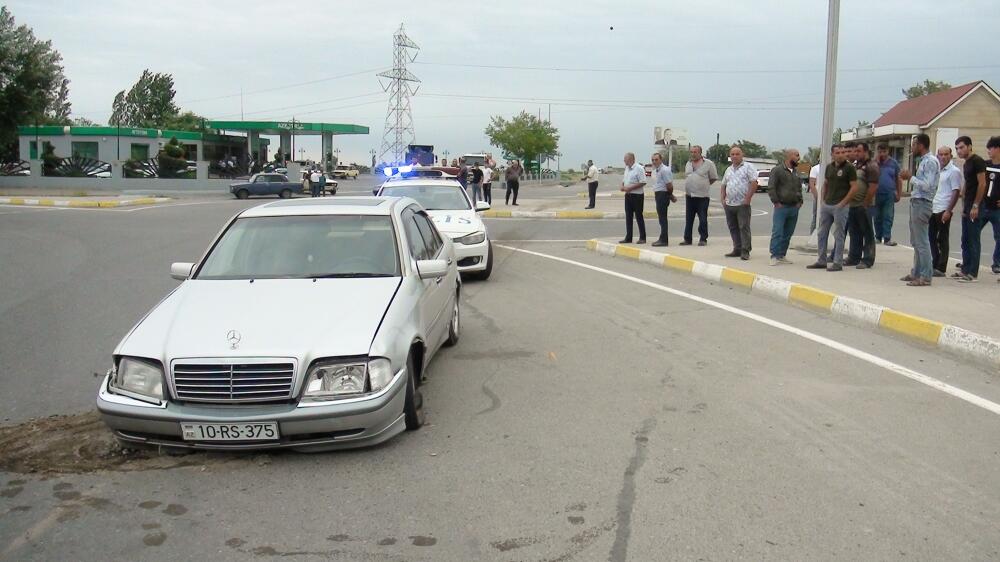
(584, 159), (599, 209)
(619, 152), (647, 244)
(505, 160), (522, 205)
(681, 145), (718, 246)
(650, 152), (675, 246)
(846, 142), (879, 269)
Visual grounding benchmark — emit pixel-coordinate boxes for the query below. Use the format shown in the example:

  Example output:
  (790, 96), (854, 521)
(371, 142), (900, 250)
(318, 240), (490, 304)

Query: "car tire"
(279, 188), (292, 199)
(403, 353), (425, 430)
(444, 291), (460, 347)
(235, 189), (249, 200)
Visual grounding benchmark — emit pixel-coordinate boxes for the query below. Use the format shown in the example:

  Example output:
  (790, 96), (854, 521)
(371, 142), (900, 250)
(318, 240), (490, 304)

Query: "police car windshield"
(381, 184), (471, 211)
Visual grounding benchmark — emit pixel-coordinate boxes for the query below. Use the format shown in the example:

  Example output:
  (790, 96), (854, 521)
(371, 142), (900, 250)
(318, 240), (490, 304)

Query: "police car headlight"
(457, 231), (486, 245)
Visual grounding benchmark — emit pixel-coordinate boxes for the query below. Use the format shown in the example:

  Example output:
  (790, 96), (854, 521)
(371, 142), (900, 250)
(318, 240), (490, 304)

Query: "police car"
(376, 173), (493, 280)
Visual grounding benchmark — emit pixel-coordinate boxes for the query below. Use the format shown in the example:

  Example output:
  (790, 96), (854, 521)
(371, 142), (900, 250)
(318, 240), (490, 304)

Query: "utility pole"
(801, 0), (840, 250)
(378, 24), (420, 165)
(240, 86), (244, 121)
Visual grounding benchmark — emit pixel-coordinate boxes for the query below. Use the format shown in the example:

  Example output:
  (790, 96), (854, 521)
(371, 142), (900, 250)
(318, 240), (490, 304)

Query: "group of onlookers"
(452, 157), (524, 206)
(607, 135), (1000, 285)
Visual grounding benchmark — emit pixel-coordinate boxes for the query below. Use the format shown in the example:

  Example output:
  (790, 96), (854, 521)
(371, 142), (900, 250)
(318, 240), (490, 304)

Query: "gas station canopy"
(206, 121), (369, 136)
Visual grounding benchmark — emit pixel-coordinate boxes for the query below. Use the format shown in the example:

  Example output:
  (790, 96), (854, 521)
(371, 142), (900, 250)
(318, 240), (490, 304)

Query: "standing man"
(309, 168), (321, 198)
(953, 136), (989, 281)
(986, 136), (1000, 281)
(720, 146), (757, 260)
(808, 159), (820, 233)
(846, 143), (879, 269)
(899, 133), (940, 286)
(505, 160), (522, 205)
(872, 144), (903, 245)
(619, 152), (647, 244)
(767, 149), (803, 265)
(930, 146), (961, 276)
(681, 145), (718, 246)
(470, 162), (484, 203)
(650, 153), (675, 246)
(456, 158), (469, 192)
(807, 144), (857, 272)
(584, 159), (599, 209)
(482, 162), (493, 204)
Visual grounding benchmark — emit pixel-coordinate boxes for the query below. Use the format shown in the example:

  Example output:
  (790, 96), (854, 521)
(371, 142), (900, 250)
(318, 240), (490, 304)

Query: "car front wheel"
(444, 291), (460, 347)
(403, 353), (425, 430)
(279, 188), (292, 199)
(235, 189), (249, 200)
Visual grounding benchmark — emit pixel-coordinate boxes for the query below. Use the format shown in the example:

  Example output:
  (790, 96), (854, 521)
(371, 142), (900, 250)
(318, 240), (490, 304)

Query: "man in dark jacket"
(768, 149), (804, 265)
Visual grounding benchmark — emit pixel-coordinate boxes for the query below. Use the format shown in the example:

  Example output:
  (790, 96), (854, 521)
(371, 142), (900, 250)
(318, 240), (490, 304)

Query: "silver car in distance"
(96, 197), (461, 452)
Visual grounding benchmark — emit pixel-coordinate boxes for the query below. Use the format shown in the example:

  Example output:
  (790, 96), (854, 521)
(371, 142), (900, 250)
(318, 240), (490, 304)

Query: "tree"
(162, 110), (207, 132)
(484, 111), (559, 165)
(71, 117), (99, 127)
(109, 69), (180, 128)
(902, 80), (951, 99)
(706, 143), (730, 165)
(806, 146), (821, 165)
(768, 150), (786, 163)
(157, 137), (187, 178)
(734, 139), (767, 158)
(0, 6), (73, 158)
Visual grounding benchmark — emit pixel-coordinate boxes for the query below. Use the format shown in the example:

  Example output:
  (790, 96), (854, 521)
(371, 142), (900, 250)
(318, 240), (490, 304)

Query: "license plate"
(180, 422), (279, 442)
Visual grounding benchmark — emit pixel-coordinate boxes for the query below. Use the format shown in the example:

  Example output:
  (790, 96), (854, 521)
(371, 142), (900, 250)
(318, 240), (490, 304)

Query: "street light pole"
(802, 0), (840, 249)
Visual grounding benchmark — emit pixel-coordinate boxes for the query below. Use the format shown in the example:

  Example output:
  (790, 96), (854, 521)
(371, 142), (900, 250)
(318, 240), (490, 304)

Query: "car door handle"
(435, 276), (443, 284)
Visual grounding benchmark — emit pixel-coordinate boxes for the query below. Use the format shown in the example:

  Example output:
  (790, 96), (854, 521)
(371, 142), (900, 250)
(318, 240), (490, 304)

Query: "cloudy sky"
(8, 0), (999, 168)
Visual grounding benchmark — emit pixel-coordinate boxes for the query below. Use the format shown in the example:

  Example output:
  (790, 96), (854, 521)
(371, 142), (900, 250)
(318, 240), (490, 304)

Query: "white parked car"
(96, 197), (461, 452)
(377, 177), (493, 280)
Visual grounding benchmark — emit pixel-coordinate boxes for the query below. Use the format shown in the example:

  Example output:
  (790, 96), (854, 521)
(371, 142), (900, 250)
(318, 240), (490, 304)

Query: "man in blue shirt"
(899, 133), (940, 286)
(872, 144), (902, 246)
(650, 152), (675, 246)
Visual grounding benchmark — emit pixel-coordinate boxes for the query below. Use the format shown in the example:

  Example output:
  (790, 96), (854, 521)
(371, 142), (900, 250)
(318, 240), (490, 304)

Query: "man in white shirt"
(584, 159), (599, 209)
(619, 152), (647, 244)
(720, 146), (758, 260)
(681, 145), (718, 246)
(650, 152), (675, 246)
(808, 162), (820, 233)
(309, 169), (321, 198)
(482, 165), (493, 205)
(930, 146), (961, 276)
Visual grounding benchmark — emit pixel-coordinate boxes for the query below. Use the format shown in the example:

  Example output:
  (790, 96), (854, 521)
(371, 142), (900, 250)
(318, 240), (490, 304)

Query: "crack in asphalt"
(609, 417), (656, 562)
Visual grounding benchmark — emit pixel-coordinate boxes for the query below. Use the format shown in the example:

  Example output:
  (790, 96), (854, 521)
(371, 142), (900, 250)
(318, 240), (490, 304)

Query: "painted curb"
(0, 197), (170, 208)
(481, 209), (725, 220)
(587, 239), (1000, 370)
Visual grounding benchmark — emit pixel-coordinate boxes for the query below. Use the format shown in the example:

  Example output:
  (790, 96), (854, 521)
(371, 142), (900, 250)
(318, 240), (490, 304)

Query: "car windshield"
(196, 215), (400, 279)
(380, 184), (471, 211)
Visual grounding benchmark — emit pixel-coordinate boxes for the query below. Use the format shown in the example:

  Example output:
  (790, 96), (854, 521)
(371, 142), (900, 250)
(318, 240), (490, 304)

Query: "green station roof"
(17, 125), (268, 145)
(206, 121), (369, 135)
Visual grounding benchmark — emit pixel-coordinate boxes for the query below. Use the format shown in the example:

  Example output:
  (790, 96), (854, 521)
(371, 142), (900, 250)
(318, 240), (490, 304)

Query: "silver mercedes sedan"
(96, 197), (461, 452)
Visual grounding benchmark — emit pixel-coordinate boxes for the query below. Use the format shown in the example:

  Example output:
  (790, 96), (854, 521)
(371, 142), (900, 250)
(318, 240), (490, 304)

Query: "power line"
(209, 92), (385, 120)
(413, 61), (1000, 75)
(418, 92), (888, 111)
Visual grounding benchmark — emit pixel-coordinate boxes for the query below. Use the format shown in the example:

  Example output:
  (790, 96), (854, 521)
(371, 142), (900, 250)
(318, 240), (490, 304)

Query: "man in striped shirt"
(721, 146), (758, 260)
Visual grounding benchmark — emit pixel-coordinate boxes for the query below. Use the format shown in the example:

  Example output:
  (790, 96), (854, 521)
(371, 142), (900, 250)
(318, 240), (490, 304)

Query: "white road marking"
(496, 244), (1000, 417)
(493, 239), (591, 242)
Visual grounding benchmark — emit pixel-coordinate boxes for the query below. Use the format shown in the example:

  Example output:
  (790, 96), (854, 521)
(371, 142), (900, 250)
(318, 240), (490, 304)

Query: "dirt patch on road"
(0, 411), (207, 474)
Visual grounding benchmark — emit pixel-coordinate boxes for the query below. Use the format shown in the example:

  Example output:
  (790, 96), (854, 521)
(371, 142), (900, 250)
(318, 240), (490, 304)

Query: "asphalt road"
(1, 198), (999, 560)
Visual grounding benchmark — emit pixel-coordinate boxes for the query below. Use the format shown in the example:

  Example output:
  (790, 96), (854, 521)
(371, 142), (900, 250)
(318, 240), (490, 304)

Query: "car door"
(401, 206), (449, 347)
(249, 174), (268, 196)
(411, 210), (452, 345)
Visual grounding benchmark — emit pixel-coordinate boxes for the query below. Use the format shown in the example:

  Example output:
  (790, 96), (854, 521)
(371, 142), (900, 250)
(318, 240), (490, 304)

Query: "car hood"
(427, 209), (483, 237)
(117, 278), (401, 362)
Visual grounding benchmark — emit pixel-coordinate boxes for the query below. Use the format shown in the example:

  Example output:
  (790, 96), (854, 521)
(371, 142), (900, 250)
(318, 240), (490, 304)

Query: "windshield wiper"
(305, 273), (396, 279)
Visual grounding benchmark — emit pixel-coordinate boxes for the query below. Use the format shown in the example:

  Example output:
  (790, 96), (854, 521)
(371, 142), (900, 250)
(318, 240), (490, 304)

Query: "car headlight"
(457, 231), (486, 245)
(109, 357), (164, 403)
(303, 358), (394, 401)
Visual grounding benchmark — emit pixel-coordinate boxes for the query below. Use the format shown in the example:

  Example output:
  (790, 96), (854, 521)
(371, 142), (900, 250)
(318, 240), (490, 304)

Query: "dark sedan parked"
(231, 173), (297, 199)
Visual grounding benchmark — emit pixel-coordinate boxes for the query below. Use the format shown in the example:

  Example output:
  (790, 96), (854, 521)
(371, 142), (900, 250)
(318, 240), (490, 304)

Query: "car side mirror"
(170, 262), (194, 280)
(475, 201), (491, 211)
(416, 259), (449, 280)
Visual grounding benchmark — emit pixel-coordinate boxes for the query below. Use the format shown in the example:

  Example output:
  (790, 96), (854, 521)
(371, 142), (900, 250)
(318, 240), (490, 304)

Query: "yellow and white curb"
(481, 209), (661, 219)
(0, 197), (170, 208)
(588, 239), (1000, 370)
